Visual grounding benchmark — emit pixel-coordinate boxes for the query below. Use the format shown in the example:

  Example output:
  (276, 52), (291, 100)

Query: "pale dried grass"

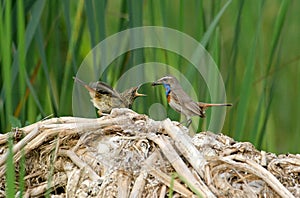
(0, 108), (298, 197)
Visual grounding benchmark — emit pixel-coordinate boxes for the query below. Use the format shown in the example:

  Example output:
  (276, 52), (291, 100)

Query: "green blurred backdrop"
(0, 0), (299, 153)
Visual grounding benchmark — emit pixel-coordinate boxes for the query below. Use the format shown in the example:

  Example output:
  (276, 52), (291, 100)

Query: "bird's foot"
(97, 110), (109, 117)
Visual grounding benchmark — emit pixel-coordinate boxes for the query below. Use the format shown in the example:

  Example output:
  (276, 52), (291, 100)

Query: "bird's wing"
(184, 100), (203, 116)
(174, 88), (203, 116)
(90, 81), (122, 99)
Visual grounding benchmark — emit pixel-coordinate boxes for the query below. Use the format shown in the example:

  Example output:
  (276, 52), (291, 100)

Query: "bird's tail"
(198, 102), (232, 109)
(73, 76), (95, 93)
(73, 76), (87, 86)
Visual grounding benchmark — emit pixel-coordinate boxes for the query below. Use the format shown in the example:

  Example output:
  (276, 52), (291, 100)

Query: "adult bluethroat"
(73, 77), (146, 116)
(152, 75), (232, 127)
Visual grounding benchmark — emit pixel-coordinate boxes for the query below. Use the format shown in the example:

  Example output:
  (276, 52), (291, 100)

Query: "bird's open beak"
(73, 76), (95, 94)
(135, 84), (146, 97)
(135, 92), (146, 97)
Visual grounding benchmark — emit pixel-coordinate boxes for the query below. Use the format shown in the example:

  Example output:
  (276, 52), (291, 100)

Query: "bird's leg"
(180, 117), (192, 128)
(186, 119), (192, 128)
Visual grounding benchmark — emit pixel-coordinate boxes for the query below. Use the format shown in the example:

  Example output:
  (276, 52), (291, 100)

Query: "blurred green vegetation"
(0, 0), (299, 153)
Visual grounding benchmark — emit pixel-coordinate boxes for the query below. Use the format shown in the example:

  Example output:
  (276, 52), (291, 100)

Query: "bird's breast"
(167, 93), (171, 103)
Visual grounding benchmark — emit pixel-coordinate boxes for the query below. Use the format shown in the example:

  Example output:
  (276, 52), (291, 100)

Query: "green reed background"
(1, 0), (299, 154)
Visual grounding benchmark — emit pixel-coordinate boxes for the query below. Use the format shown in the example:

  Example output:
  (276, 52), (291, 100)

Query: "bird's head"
(152, 75), (179, 96)
(128, 84), (146, 99)
(151, 75), (176, 87)
(121, 84), (146, 107)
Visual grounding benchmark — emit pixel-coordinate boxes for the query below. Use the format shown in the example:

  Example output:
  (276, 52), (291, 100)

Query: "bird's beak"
(73, 76), (95, 94)
(135, 84), (146, 97)
(135, 92), (146, 97)
(151, 80), (162, 86)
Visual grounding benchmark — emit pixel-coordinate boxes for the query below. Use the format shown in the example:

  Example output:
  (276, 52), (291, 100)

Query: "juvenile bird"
(152, 75), (232, 127)
(73, 77), (146, 116)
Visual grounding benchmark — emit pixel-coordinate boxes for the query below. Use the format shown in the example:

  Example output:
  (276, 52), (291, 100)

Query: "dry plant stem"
(59, 149), (101, 181)
(117, 170), (131, 198)
(66, 169), (81, 198)
(25, 174), (67, 197)
(0, 128), (64, 177)
(269, 157), (300, 173)
(221, 155), (295, 198)
(0, 117), (65, 144)
(162, 119), (215, 197)
(143, 150), (193, 197)
(129, 151), (158, 198)
(129, 170), (146, 198)
(0, 127), (39, 167)
(204, 165), (215, 191)
(159, 185), (167, 198)
(148, 163), (194, 197)
(163, 119), (207, 177)
(147, 133), (215, 198)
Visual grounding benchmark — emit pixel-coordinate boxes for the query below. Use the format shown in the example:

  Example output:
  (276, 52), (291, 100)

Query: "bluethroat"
(152, 75), (232, 127)
(73, 77), (146, 116)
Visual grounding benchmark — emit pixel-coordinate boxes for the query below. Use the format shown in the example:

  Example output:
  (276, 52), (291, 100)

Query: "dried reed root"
(0, 108), (298, 197)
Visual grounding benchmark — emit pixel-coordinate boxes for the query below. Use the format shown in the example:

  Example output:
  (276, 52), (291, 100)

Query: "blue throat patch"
(163, 83), (171, 97)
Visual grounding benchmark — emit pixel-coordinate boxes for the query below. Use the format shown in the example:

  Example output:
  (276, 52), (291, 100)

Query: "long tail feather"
(73, 76), (95, 93)
(73, 76), (87, 86)
(198, 102), (232, 108)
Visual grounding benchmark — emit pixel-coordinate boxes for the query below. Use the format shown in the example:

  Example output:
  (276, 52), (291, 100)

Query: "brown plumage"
(152, 75), (232, 127)
(73, 77), (145, 116)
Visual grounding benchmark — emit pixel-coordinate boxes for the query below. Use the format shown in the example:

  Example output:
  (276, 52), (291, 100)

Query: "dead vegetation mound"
(0, 108), (299, 197)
